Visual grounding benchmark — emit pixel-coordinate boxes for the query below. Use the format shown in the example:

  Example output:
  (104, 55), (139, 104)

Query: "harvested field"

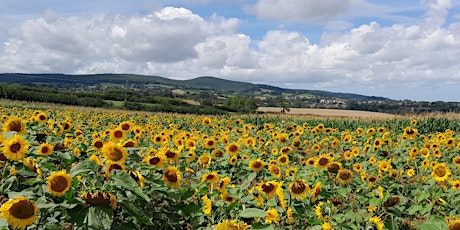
(257, 106), (396, 118)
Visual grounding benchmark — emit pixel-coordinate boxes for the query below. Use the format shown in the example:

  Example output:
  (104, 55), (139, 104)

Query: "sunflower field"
(1, 103), (460, 230)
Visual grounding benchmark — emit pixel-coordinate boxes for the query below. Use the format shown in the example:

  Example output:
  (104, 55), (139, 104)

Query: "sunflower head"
(102, 142), (128, 164)
(38, 142), (53, 156)
(80, 191), (117, 210)
(249, 158), (265, 172)
(2, 134), (29, 161)
(257, 181), (279, 199)
(3, 117), (26, 134)
(201, 171), (220, 183)
(432, 163), (451, 182)
(162, 166), (182, 188)
(0, 196), (39, 230)
(47, 170), (72, 197)
(337, 169), (353, 184)
(289, 180), (310, 200)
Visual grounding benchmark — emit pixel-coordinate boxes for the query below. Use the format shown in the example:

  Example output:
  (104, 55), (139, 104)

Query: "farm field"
(1, 102), (460, 229)
(257, 107), (397, 118)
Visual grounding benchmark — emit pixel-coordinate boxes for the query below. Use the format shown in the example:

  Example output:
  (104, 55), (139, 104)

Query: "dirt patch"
(257, 107), (396, 118)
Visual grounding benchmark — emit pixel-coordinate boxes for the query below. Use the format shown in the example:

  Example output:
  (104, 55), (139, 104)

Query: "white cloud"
(247, 0), (351, 22)
(1, 3), (460, 101)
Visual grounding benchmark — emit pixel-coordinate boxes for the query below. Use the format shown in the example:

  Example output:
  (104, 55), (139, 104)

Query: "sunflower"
(201, 117), (211, 126)
(3, 117), (26, 134)
(162, 166), (182, 188)
(163, 149), (180, 162)
(311, 181), (322, 202)
(198, 154), (212, 168)
(378, 160), (392, 172)
(257, 181), (280, 199)
(277, 154), (289, 166)
(249, 158), (265, 172)
(145, 154), (166, 168)
(289, 179), (310, 200)
(37, 142), (53, 156)
(0, 196), (39, 229)
(403, 127), (418, 139)
(316, 154), (332, 169)
(337, 169), (353, 184)
(220, 192), (238, 203)
(118, 121), (132, 132)
(327, 162), (342, 174)
(47, 170), (72, 197)
(265, 208), (280, 224)
(101, 142), (128, 165)
(80, 191), (117, 210)
(217, 176), (231, 192)
(214, 220), (251, 230)
(432, 163), (451, 182)
(201, 195), (212, 216)
(353, 163), (362, 172)
(201, 171), (220, 183)
(35, 111), (48, 122)
(105, 163), (126, 177)
(369, 216), (384, 230)
(268, 164), (282, 178)
(123, 139), (137, 148)
(186, 151), (196, 162)
(383, 195), (400, 207)
(109, 127), (126, 142)
(203, 138), (217, 149)
(305, 157), (317, 166)
(91, 138), (105, 151)
(226, 143), (240, 155)
(452, 180), (460, 190)
(448, 219), (460, 230)
(2, 134), (29, 161)
(286, 207), (294, 224)
(129, 170), (145, 189)
(212, 149), (224, 159)
(229, 155), (238, 165)
(185, 140), (197, 150)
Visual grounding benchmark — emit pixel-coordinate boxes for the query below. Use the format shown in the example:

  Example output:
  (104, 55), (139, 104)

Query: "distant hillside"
(0, 73), (387, 101)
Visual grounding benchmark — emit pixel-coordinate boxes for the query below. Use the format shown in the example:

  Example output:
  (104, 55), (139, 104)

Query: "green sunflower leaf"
(111, 170), (151, 202)
(239, 208), (266, 218)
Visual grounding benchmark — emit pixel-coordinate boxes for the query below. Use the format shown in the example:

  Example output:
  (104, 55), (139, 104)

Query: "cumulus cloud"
(1, 2), (460, 101)
(247, 0), (351, 22)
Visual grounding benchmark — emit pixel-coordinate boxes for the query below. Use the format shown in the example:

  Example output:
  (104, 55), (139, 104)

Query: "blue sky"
(1, 0), (460, 102)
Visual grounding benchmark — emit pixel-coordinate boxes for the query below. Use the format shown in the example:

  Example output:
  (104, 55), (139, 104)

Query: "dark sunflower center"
(435, 166), (447, 177)
(318, 158), (329, 166)
(9, 200), (35, 219)
(121, 124), (130, 130)
(368, 176), (377, 183)
(213, 150), (223, 157)
(291, 182), (307, 194)
(10, 143), (21, 153)
(39, 115), (46, 120)
(280, 157), (287, 163)
(108, 164), (123, 172)
(149, 157), (160, 165)
(165, 170), (178, 183)
(8, 120), (22, 132)
(339, 171), (351, 180)
(228, 145), (238, 152)
(261, 183), (275, 193)
(114, 131), (123, 138)
(327, 163), (340, 173)
(406, 129), (415, 135)
(252, 161), (262, 169)
(206, 174), (215, 180)
(41, 146), (49, 153)
(94, 141), (103, 148)
(165, 150), (176, 158)
(108, 148), (123, 161)
(51, 175), (69, 192)
(124, 141), (135, 147)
